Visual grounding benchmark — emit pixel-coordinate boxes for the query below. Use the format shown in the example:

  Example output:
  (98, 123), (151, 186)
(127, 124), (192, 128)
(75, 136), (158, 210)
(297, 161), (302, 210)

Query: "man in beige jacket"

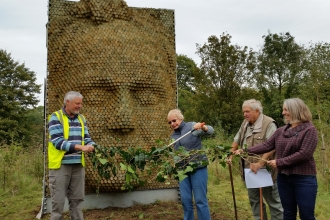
(230, 99), (283, 220)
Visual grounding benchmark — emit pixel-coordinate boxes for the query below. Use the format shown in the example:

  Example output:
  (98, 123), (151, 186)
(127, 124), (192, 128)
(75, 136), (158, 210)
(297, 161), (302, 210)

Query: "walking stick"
(228, 164), (238, 220)
(260, 187), (263, 220)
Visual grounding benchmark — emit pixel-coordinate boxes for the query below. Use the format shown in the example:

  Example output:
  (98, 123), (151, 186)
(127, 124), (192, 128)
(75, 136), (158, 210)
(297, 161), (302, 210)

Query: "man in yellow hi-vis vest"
(48, 91), (95, 220)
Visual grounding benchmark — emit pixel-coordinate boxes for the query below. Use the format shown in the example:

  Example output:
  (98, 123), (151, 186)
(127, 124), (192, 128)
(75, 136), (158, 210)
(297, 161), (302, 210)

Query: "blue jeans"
(179, 166), (211, 220)
(277, 173), (317, 220)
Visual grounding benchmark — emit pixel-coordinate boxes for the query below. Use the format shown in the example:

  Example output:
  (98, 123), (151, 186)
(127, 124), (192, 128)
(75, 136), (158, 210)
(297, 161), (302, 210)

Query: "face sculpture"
(73, 21), (176, 148)
(47, 0), (177, 192)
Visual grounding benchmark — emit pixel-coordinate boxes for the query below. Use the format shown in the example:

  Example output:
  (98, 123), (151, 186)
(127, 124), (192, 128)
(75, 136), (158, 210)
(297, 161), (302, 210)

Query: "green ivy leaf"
(156, 173), (166, 182)
(98, 158), (108, 165)
(173, 156), (181, 163)
(176, 170), (188, 182)
(127, 165), (135, 174)
(184, 166), (193, 173)
(120, 163), (127, 171)
(125, 173), (132, 184)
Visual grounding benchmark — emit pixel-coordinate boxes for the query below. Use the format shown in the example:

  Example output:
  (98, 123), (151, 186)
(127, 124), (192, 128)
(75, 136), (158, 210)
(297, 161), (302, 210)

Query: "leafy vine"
(88, 140), (233, 191)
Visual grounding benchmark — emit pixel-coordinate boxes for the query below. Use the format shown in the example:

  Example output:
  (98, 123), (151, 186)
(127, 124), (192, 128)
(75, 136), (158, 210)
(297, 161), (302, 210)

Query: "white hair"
(64, 91), (83, 104)
(167, 109), (184, 120)
(242, 99), (263, 113)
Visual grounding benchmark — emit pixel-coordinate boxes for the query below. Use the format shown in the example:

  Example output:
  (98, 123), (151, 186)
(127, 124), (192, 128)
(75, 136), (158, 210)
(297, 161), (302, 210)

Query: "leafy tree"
(0, 49), (41, 146)
(176, 54), (199, 118)
(297, 41), (330, 183)
(24, 106), (45, 144)
(254, 32), (306, 124)
(176, 54), (198, 93)
(301, 41), (330, 109)
(191, 33), (257, 134)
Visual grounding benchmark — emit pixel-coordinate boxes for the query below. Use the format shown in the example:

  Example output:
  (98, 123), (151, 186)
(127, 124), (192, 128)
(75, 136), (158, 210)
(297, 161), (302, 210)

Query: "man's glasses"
(168, 119), (178, 124)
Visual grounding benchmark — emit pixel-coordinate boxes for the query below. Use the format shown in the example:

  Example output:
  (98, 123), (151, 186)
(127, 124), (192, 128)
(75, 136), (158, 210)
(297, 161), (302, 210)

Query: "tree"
(297, 41), (330, 183)
(176, 54), (199, 118)
(301, 42), (330, 110)
(24, 106), (45, 144)
(0, 49), (41, 146)
(191, 33), (257, 134)
(177, 54), (198, 93)
(254, 32), (306, 124)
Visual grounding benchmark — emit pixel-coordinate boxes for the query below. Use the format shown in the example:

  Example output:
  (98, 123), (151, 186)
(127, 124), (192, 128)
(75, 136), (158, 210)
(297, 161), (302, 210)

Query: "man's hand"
(233, 149), (243, 155)
(75, 144), (95, 153)
(226, 156), (233, 165)
(228, 142), (239, 164)
(250, 162), (262, 174)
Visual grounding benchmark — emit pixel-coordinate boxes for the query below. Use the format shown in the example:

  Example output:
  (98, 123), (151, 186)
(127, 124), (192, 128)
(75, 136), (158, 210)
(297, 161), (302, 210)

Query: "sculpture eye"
(133, 90), (158, 106)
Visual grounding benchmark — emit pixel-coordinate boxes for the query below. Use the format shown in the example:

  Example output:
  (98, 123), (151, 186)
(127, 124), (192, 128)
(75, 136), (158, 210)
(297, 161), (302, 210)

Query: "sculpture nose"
(112, 85), (136, 132)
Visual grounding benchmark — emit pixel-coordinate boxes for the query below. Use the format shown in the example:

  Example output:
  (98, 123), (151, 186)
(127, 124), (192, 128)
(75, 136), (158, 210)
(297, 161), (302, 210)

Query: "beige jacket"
(236, 114), (278, 181)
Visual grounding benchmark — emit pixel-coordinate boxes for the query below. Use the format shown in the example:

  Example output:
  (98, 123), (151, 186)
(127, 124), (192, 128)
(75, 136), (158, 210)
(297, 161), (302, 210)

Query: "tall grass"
(208, 159), (253, 219)
(0, 143), (44, 220)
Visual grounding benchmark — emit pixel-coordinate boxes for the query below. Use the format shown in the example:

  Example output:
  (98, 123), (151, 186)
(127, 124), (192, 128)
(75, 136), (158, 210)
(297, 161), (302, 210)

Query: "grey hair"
(242, 99), (263, 114)
(283, 98), (312, 124)
(167, 109), (184, 120)
(64, 91), (83, 104)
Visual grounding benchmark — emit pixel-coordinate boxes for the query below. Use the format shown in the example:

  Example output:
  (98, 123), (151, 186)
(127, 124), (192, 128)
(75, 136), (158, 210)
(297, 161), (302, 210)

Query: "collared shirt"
(48, 107), (95, 164)
(234, 114), (277, 146)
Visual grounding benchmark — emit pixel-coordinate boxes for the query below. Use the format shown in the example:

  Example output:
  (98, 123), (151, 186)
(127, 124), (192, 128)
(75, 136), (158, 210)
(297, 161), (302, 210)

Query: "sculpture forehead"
(68, 22), (171, 59)
(61, 20), (172, 84)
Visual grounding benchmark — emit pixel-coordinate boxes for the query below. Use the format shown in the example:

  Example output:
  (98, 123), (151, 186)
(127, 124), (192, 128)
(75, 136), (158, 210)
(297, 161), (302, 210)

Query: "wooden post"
(229, 164), (238, 220)
(260, 187), (263, 220)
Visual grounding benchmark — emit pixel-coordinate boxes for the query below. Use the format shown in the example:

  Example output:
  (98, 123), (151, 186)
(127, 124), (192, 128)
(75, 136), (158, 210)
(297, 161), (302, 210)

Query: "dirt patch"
(39, 200), (233, 220)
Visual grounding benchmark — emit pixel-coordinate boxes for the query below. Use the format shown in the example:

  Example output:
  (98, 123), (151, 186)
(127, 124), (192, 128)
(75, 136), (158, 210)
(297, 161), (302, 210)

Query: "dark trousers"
(277, 173), (317, 220)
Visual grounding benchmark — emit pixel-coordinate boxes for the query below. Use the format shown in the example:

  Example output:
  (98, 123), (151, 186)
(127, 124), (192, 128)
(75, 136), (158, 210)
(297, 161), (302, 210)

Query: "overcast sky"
(1, 0), (329, 105)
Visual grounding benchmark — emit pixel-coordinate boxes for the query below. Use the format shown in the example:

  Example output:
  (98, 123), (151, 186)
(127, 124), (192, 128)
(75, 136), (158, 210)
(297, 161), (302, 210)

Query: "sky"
(1, 0), (329, 106)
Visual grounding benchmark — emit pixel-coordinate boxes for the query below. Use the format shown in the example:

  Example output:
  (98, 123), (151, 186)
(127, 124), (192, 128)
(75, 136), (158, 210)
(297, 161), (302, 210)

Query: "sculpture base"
(37, 188), (179, 218)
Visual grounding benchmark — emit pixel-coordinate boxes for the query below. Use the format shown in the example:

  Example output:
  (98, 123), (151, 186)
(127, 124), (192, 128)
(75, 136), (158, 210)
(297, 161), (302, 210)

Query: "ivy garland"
(88, 140), (233, 192)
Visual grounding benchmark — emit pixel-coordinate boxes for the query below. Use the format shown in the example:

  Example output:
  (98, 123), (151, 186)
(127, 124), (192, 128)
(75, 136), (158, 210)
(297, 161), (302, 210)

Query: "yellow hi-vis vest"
(48, 109), (85, 169)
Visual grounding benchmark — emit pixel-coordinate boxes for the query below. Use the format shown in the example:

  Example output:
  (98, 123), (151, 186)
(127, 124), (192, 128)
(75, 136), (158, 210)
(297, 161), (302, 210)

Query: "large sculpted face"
(47, 0), (177, 192)
(74, 20), (175, 148)
(47, 1), (176, 150)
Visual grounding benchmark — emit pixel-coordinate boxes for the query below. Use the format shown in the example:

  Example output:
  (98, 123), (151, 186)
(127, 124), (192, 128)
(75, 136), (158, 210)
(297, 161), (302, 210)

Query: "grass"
(0, 145), (44, 220)
(1, 144), (330, 220)
(208, 167), (252, 219)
